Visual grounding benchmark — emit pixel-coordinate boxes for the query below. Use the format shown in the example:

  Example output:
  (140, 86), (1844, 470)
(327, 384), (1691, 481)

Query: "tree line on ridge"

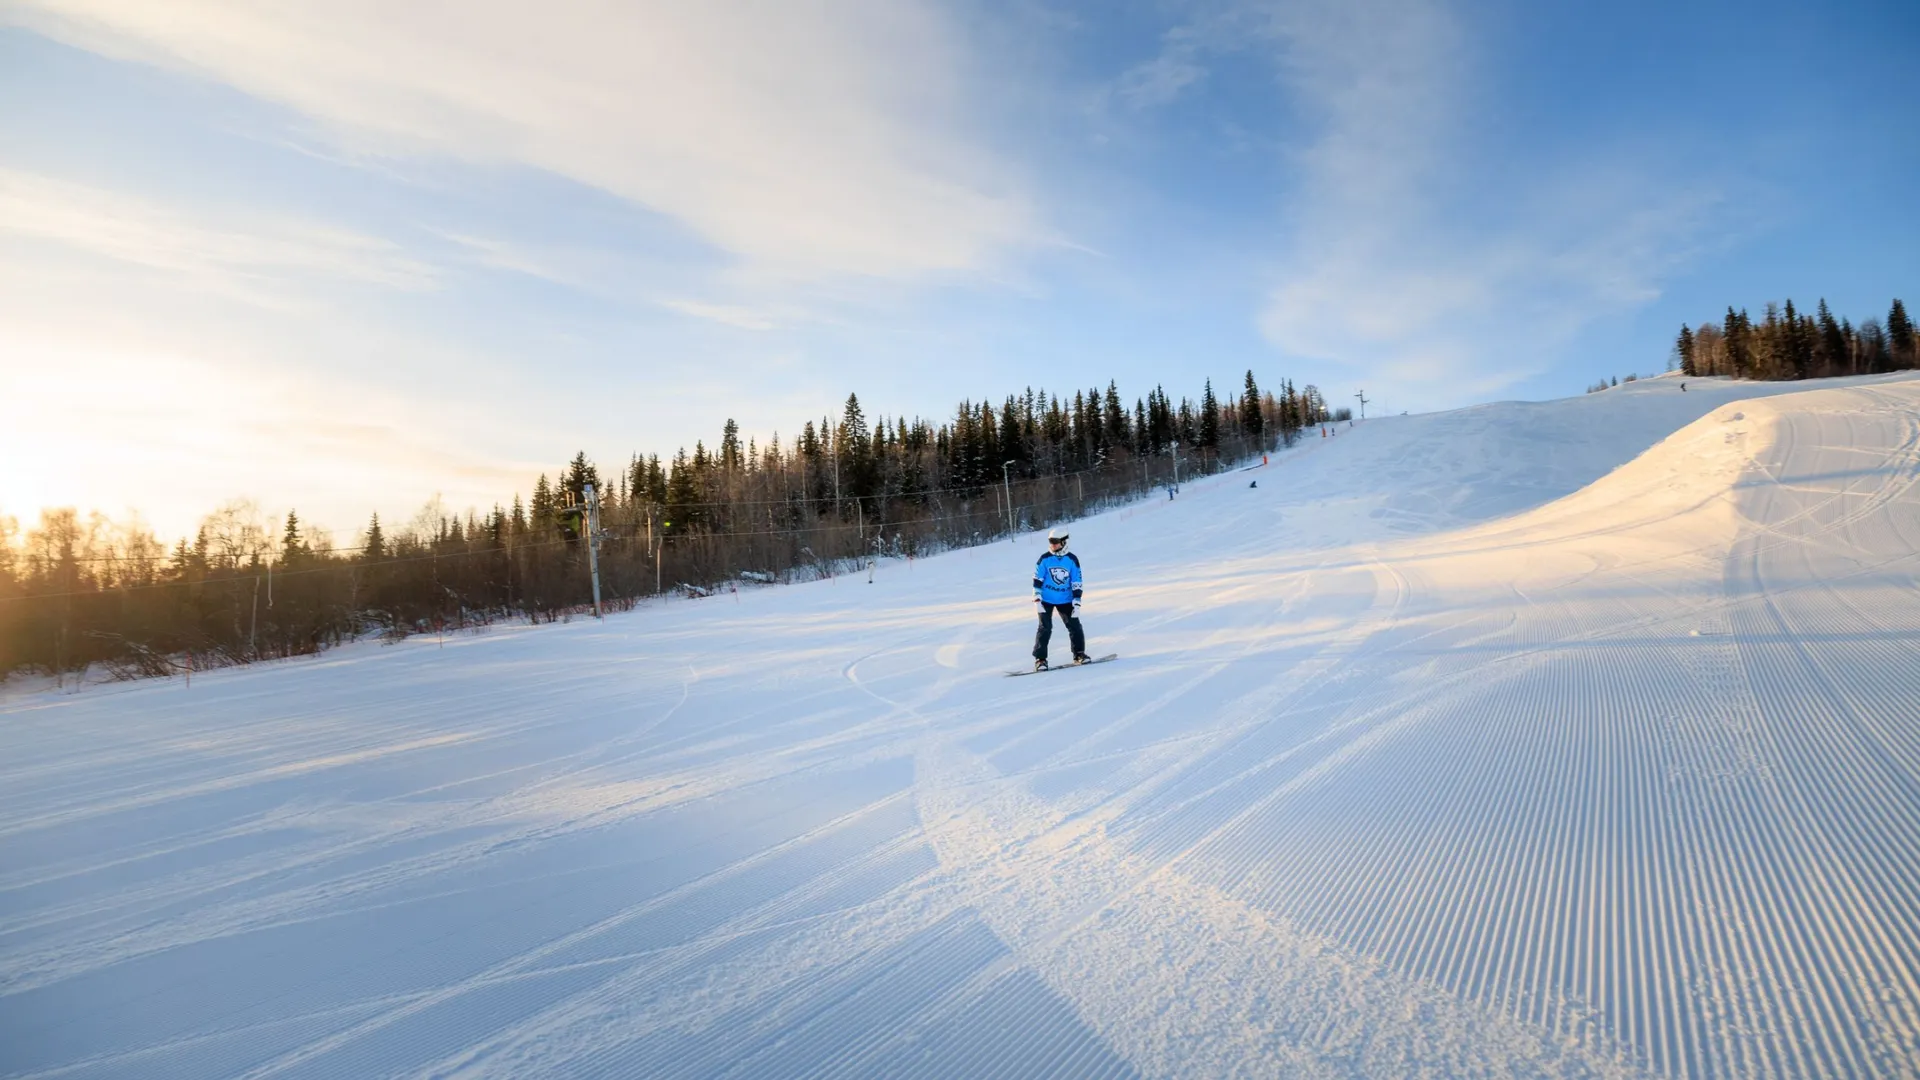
(1, 373), (1333, 683)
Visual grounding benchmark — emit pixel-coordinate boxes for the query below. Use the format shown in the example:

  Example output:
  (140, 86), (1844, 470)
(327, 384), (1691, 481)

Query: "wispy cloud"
(0, 167), (436, 300)
(1113, 28), (1210, 110)
(436, 231), (787, 330)
(7, 1), (1047, 283)
(657, 299), (777, 331)
(1122, 0), (1715, 402)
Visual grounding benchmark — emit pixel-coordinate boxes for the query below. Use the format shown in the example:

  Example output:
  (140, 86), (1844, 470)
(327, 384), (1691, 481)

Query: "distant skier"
(1032, 526), (1089, 671)
(1681, 382), (1687, 392)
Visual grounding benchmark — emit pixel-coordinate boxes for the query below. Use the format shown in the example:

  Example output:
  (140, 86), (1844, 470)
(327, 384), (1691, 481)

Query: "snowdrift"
(4, 373), (1918, 1079)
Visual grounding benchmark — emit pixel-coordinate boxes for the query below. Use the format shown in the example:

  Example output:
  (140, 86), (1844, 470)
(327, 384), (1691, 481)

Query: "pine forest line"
(1, 373), (1322, 684)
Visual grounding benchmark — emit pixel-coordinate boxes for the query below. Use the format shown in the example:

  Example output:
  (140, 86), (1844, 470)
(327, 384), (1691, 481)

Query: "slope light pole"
(1171, 440), (1181, 487)
(1002, 460), (1016, 538)
(1355, 389), (1369, 420)
(582, 482), (605, 618)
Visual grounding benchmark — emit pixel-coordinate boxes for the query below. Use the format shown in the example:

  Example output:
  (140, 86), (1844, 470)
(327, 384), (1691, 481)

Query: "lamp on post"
(1001, 460), (1016, 539)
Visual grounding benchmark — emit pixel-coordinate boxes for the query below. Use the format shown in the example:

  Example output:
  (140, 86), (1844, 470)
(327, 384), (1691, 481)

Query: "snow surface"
(5, 373), (1920, 1079)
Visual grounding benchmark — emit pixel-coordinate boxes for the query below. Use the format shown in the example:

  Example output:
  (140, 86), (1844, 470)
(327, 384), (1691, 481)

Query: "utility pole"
(648, 503), (660, 597)
(1002, 460), (1016, 538)
(1355, 389), (1369, 420)
(582, 482), (605, 618)
(1171, 441), (1181, 487)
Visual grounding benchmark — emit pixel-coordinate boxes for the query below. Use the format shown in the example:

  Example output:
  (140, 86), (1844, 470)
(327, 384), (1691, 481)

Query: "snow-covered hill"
(5, 373), (1919, 1078)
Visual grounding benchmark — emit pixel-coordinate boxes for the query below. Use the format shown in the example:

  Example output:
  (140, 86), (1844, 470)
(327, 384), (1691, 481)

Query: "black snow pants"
(1033, 602), (1086, 661)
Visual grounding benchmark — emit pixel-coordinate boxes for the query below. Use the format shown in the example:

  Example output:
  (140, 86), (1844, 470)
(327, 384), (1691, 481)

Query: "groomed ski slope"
(4, 372), (1920, 1079)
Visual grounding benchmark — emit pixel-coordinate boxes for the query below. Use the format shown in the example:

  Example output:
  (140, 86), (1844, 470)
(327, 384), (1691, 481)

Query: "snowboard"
(1006, 653), (1118, 677)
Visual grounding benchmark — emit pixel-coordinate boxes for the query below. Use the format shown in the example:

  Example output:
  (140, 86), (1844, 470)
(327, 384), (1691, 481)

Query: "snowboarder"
(1032, 526), (1088, 671)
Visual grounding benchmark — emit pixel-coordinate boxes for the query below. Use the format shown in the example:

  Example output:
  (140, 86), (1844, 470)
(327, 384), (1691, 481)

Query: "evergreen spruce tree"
(1241, 370), (1264, 448)
(1817, 301), (1846, 377)
(1198, 379), (1220, 450)
(666, 449), (698, 534)
(1888, 299), (1915, 368)
(975, 402), (998, 489)
(281, 510), (304, 564)
(637, 451), (660, 507)
(797, 421), (823, 501)
(530, 474), (556, 535)
(899, 422), (929, 504)
(998, 396), (1026, 478)
(563, 452), (598, 504)
(1042, 393), (1069, 467)
(1677, 325), (1697, 377)
(1148, 387), (1172, 454)
(690, 442), (715, 527)
(646, 455), (667, 505)
(1782, 299), (1811, 378)
(1723, 308), (1750, 379)
(363, 513), (386, 561)
(1072, 390), (1094, 465)
(1104, 381), (1130, 454)
(841, 394), (874, 501)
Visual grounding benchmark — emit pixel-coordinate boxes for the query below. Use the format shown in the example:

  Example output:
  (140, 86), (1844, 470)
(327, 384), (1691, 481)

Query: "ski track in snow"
(4, 374), (1920, 1078)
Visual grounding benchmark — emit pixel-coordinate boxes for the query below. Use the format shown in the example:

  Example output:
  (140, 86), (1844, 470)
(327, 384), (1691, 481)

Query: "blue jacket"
(1033, 550), (1083, 606)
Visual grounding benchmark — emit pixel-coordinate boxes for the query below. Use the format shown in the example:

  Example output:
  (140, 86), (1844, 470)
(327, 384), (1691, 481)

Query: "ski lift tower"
(1355, 389), (1369, 420)
(581, 482), (607, 618)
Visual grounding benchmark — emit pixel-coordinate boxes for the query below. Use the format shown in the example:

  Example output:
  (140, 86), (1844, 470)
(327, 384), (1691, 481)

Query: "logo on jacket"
(1048, 567), (1071, 586)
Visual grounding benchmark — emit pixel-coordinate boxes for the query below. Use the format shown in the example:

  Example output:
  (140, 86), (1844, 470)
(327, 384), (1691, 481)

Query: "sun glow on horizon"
(0, 335), (535, 548)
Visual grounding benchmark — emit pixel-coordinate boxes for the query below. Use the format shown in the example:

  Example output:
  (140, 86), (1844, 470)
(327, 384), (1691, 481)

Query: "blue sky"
(2, 0), (1914, 543)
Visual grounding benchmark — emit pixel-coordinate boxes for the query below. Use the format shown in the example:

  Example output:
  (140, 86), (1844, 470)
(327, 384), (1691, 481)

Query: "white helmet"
(1047, 526), (1069, 544)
